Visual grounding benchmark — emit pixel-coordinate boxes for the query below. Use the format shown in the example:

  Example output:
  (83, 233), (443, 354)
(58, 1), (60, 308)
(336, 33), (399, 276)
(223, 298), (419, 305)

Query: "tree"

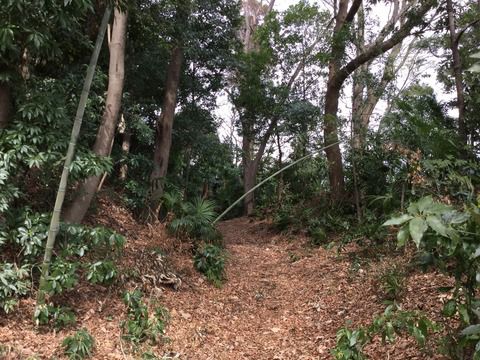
(445, 0), (478, 145)
(322, 0), (437, 201)
(148, 45), (185, 219)
(146, 0), (240, 220)
(64, 7), (128, 224)
(235, 0), (327, 215)
(351, 0), (413, 150)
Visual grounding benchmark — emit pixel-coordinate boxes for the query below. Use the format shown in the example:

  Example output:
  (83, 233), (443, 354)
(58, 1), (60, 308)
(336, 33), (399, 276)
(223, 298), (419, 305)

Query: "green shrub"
(332, 304), (437, 359)
(44, 259), (78, 295)
(62, 328), (95, 359)
(85, 260), (117, 285)
(332, 327), (367, 360)
(0, 263), (30, 313)
(385, 196), (480, 357)
(309, 226), (327, 246)
(11, 212), (49, 259)
(0, 212), (126, 317)
(167, 197), (218, 240)
(194, 244), (226, 286)
(273, 205), (296, 232)
(379, 266), (405, 301)
(34, 304), (76, 329)
(121, 290), (169, 344)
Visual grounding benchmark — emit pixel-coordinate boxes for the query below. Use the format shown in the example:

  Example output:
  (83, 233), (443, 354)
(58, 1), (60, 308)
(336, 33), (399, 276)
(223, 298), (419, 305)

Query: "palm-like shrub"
(168, 197), (218, 240)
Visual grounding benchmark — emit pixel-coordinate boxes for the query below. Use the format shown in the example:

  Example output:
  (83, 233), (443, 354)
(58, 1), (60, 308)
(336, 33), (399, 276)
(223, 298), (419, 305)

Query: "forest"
(0, 0), (479, 358)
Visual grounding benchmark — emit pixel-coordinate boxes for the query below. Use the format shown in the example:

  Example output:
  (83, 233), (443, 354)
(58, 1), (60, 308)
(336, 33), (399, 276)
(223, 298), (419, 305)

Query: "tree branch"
(455, 18), (480, 44)
(335, 0), (436, 86)
(346, 0), (363, 23)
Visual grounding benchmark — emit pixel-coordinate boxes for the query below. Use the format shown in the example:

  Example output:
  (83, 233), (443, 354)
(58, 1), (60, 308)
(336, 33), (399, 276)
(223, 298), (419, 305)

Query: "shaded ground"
(0, 197), (453, 359)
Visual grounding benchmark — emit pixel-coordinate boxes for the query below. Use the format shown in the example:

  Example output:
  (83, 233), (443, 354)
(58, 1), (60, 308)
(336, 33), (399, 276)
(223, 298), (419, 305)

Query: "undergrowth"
(121, 290), (170, 344)
(332, 304), (438, 359)
(193, 243), (226, 287)
(62, 328), (95, 359)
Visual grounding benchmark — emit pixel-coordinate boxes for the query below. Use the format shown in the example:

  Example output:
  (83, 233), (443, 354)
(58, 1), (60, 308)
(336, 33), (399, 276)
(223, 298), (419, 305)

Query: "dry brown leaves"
(0, 196), (454, 359)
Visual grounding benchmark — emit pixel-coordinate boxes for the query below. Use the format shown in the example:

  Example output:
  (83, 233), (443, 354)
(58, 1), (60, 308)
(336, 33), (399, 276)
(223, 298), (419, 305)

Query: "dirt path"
(0, 212), (450, 359)
(161, 218), (447, 360)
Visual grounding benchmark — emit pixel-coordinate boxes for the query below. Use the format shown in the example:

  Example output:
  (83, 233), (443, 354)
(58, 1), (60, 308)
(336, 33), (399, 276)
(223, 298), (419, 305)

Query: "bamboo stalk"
(213, 141), (342, 224)
(35, 8), (112, 308)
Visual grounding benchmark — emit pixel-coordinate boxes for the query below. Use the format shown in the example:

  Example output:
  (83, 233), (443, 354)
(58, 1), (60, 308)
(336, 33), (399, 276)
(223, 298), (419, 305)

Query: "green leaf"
(397, 225), (409, 247)
(417, 196), (433, 214)
(383, 214), (413, 226)
(459, 305), (470, 324)
(412, 326), (426, 346)
(409, 217), (428, 247)
(442, 299), (456, 317)
(461, 324), (480, 336)
(407, 202), (419, 215)
(444, 211), (470, 224)
(426, 215), (447, 237)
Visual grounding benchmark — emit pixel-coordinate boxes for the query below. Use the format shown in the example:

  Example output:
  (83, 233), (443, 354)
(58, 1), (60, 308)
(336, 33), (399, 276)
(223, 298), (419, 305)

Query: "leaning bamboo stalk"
(35, 8), (112, 308)
(213, 141), (342, 224)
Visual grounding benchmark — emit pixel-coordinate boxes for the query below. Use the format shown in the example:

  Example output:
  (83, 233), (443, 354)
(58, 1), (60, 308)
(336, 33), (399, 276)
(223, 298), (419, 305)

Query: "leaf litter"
(0, 196), (454, 359)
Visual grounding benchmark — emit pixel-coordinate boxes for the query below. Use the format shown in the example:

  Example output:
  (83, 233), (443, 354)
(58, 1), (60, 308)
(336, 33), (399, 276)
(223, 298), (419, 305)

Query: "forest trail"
(161, 218), (446, 360)
(0, 206), (449, 360)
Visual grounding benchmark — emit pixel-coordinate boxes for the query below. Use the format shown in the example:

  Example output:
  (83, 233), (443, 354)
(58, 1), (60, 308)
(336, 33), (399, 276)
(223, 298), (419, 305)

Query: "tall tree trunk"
(242, 127), (255, 216)
(0, 83), (12, 129)
(64, 8), (128, 224)
(147, 46), (184, 218)
(324, 84), (346, 201)
(243, 163), (256, 216)
(239, 0), (274, 216)
(36, 7), (112, 308)
(351, 4), (367, 150)
(446, 0), (467, 144)
(323, 0), (434, 201)
(323, 0), (361, 202)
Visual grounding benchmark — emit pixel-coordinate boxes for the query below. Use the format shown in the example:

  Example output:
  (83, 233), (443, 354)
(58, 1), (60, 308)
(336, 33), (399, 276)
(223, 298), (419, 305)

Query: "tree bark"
(239, 0), (275, 216)
(351, 3), (367, 150)
(147, 46), (184, 217)
(242, 124), (255, 216)
(0, 83), (12, 129)
(446, 0), (467, 144)
(64, 8), (128, 224)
